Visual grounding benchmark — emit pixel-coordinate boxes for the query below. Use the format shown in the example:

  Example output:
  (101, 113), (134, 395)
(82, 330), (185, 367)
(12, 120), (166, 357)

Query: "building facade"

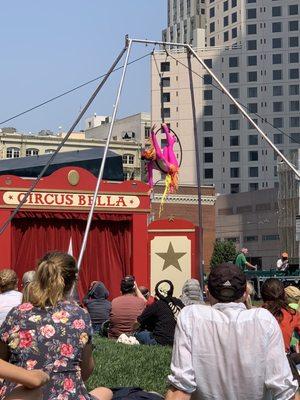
(154, 0), (300, 194)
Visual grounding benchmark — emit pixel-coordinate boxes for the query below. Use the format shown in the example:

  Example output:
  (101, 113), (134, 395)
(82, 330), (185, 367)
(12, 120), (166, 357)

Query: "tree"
(210, 240), (237, 268)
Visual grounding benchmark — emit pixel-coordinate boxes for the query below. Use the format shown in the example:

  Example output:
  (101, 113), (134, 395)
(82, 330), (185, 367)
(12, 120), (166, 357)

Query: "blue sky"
(0, 1), (166, 132)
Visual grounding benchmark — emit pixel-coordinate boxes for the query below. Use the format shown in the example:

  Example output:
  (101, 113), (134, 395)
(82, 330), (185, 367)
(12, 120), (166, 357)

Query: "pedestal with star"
(148, 218), (198, 297)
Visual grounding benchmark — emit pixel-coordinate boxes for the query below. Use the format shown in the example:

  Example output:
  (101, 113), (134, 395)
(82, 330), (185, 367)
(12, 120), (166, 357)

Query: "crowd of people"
(0, 251), (299, 399)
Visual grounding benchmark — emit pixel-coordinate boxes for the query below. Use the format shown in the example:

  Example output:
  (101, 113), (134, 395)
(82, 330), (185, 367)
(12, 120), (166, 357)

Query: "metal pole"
(77, 38), (133, 270)
(0, 45), (128, 236)
(187, 52), (204, 289)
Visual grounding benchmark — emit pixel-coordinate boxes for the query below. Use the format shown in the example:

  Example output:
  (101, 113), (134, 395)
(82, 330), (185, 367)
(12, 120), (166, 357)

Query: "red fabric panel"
(11, 214), (132, 300)
(14, 211), (132, 221)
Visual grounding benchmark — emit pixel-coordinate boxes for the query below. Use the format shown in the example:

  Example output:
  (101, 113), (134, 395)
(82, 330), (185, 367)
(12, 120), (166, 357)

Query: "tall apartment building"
(152, 0), (300, 194)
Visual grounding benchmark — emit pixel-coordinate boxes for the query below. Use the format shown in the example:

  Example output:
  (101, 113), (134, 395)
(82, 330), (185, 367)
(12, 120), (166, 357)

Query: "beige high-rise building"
(153, 0), (300, 194)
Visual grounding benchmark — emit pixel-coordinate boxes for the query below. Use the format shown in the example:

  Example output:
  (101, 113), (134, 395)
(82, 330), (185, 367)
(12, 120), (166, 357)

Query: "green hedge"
(87, 337), (172, 395)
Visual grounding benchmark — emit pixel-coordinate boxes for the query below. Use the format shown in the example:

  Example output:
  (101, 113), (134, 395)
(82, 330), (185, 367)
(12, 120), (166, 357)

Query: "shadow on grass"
(87, 337), (172, 395)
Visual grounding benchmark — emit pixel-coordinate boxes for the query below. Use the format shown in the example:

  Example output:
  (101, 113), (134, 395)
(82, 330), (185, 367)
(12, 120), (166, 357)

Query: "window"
(45, 149), (55, 154)
(289, 53), (299, 63)
(6, 147), (20, 158)
(273, 86), (283, 96)
(204, 105), (213, 115)
(209, 7), (215, 17)
(230, 151), (240, 162)
(160, 62), (170, 72)
(204, 137), (213, 147)
(230, 168), (240, 178)
(247, 56), (257, 67)
(223, 1), (228, 11)
(289, 5), (298, 16)
(290, 117), (300, 127)
(272, 22), (282, 33)
(204, 153), (213, 163)
(273, 70), (282, 80)
(230, 184), (240, 194)
(232, 12), (237, 23)
(230, 136), (239, 146)
(162, 92), (170, 102)
(248, 135), (258, 145)
(249, 183), (259, 191)
(247, 24), (257, 34)
(204, 121), (213, 131)
(229, 72), (239, 83)
(272, 38), (282, 48)
(210, 22), (215, 33)
(248, 118), (258, 129)
(290, 133), (300, 143)
(248, 103), (258, 113)
(290, 69), (299, 79)
(272, 54), (282, 64)
(247, 9), (257, 19)
(230, 120), (240, 130)
(262, 235), (280, 241)
(229, 57), (239, 67)
(204, 169), (213, 179)
(248, 71), (257, 82)
(203, 90), (213, 100)
(249, 150), (258, 161)
(273, 117), (283, 128)
(224, 16), (229, 27)
(247, 40), (257, 50)
(161, 77), (170, 87)
(210, 37), (215, 46)
(272, 6), (281, 17)
(273, 102), (283, 112)
(232, 27), (237, 38)
(162, 108), (170, 118)
(290, 101), (300, 111)
(224, 31), (229, 41)
(290, 84), (300, 95)
(203, 74), (212, 84)
(229, 104), (238, 114)
(204, 59), (213, 68)
(122, 154), (134, 164)
(26, 148), (39, 156)
(230, 88), (239, 98)
(244, 236), (258, 242)
(289, 21), (299, 31)
(248, 87), (258, 97)
(274, 134), (283, 144)
(249, 167), (259, 177)
(232, 0), (237, 7)
(247, 0), (256, 2)
(289, 37), (299, 47)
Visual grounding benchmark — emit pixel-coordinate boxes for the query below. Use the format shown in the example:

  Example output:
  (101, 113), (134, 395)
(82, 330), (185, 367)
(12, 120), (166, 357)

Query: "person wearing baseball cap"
(277, 252), (289, 271)
(235, 247), (257, 271)
(166, 263), (299, 400)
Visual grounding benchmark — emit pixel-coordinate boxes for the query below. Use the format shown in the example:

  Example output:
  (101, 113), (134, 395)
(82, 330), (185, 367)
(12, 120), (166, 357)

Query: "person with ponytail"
(0, 251), (112, 400)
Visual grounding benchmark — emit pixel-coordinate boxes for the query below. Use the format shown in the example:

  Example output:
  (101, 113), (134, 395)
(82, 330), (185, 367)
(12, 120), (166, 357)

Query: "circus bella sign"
(2, 191), (140, 209)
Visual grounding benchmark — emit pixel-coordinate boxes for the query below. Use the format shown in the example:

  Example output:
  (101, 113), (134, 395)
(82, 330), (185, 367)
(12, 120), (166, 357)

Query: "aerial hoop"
(154, 126), (183, 173)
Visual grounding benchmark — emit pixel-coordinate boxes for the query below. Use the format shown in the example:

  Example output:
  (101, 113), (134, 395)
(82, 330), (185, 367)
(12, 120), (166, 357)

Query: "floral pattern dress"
(0, 301), (97, 400)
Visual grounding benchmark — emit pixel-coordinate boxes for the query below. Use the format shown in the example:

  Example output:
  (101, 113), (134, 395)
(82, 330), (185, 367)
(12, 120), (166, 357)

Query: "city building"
(0, 131), (142, 181)
(153, 0), (300, 194)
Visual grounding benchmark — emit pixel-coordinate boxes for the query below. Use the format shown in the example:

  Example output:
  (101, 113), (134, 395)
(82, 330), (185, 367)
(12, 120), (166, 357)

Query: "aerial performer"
(142, 123), (179, 216)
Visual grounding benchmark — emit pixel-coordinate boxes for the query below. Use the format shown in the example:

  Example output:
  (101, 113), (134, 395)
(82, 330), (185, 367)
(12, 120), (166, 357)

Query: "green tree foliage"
(210, 240), (237, 268)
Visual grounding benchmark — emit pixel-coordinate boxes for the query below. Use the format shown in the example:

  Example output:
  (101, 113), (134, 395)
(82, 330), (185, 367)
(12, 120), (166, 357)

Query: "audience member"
(0, 251), (112, 400)
(244, 281), (255, 309)
(166, 264), (298, 400)
(21, 270), (35, 303)
(0, 359), (49, 400)
(83, 281), (111, 334)
(139, 286), (155, 306)
(285, 286), (300, 311)
(108, 275), (146, 339)
(0, 269), (22, 326)
(135, 280), (184, 346)
(180, 278), (204, 306)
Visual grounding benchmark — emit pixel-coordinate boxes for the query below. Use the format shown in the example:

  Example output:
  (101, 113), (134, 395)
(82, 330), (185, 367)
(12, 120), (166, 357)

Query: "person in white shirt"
(277, 252), (289, 271)
(0, 269), (22, 326)
(166, 263), (299, 400)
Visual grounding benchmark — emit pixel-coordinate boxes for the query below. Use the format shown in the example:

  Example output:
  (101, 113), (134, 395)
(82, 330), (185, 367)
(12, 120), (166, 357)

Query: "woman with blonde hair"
(0, 252), (112, 400)
(0, 269), (22, 326)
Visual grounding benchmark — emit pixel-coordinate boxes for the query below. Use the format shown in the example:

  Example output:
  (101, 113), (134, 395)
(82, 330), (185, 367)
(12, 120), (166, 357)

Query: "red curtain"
(11, 213), (132, 300)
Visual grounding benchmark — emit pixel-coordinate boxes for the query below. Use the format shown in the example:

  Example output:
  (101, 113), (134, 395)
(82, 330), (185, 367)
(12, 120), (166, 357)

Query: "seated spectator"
(139, 286), (155, 306)
(83, 281), (111, 334)
(285, 285), (300, 311)
(108, 275), (146, 339)
(21, 270), (35, 303)
(0, 269), (22, 326)
(0, 359), (49, 400)
(180, 278), (204, 306)
(135, 280), (184, 346)
(0, 251), (112, 400)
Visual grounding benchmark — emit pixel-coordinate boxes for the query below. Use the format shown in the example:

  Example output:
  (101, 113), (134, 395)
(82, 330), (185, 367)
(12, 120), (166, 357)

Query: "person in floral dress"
(0, 252), (112, 400)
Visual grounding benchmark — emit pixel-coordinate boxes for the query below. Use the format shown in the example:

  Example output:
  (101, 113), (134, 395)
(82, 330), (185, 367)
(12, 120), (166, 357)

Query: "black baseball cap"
(208, 263), (246, 302)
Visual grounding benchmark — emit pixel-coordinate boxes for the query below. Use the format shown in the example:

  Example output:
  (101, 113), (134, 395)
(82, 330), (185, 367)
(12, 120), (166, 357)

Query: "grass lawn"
(87, 337), (172, 395)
